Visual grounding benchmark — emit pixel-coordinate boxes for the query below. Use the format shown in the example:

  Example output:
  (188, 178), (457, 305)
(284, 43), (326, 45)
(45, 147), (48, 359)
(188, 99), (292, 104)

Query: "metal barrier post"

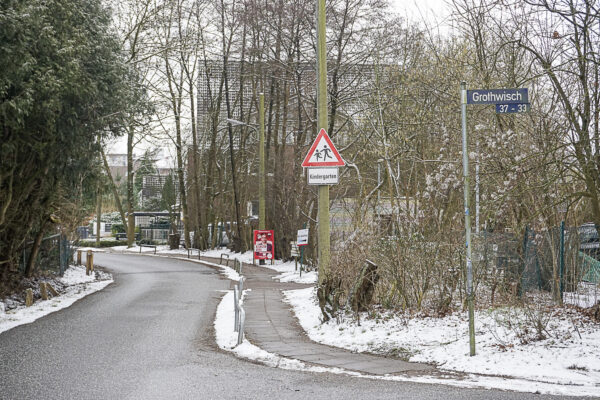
(233, 286), (239, 332)
(237, 307), (245, 346)
(559, 221), (565, 304)
(220, 253), (229, 266)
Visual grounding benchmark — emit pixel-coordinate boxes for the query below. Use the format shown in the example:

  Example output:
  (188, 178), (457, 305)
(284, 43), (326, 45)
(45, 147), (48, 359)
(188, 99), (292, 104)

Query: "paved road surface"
(0, 254), (586, 399)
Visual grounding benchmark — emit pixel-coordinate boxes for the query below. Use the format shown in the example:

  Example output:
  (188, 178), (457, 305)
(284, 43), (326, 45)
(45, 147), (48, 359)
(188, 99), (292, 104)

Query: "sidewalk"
(205, 256), (436, 376)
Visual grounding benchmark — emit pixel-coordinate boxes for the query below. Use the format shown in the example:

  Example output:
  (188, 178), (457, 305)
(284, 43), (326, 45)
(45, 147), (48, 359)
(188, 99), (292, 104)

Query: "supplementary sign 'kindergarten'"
(301, 128), (345, 167)
(307, 167), (339, 185)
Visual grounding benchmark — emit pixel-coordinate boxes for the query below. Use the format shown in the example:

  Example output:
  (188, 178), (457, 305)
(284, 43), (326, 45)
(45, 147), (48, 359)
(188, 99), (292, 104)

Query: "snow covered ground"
(199, 249), (318, 284)
(0, 265), (113, 335)
(283, 287), (600, 397)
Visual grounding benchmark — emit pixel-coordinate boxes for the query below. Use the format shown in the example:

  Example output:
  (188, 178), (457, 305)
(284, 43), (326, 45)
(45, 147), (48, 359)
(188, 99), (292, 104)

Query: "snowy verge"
(214, 290), (363, 374)
(72, 247), (107, 253)
(283, 287), (600, 397)
(173, 257), (241, 281)
(111, 246), (317, 284)
(0, 265), (113, 335)
(198, 249), (317, 284)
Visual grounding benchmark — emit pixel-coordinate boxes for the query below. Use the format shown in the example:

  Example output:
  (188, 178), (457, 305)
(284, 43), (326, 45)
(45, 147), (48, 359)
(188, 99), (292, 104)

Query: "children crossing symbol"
(301, 129), (345, 167)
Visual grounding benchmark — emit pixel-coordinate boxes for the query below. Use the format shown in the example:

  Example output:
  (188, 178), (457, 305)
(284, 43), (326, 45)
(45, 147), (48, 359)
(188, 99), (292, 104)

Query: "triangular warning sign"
(301, 129), (345, 167)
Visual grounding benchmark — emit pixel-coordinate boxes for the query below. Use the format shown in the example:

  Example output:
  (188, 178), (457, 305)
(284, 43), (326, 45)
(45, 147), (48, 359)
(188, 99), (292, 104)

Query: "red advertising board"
(253, 230), (274, 261)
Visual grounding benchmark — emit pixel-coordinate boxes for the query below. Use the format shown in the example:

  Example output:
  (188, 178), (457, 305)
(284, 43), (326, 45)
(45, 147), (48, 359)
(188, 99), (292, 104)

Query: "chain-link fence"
(474, 225), (600, 307)
(19, 234), (71, 276)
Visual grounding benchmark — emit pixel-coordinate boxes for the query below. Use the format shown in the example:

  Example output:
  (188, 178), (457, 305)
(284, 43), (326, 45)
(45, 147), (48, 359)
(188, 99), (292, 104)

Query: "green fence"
(474, 225), (600, 302)
(20, 234), (71, 276)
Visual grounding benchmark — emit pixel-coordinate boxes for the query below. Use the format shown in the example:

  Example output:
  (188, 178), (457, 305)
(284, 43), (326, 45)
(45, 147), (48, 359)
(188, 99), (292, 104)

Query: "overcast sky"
(390, 0), (451, 24)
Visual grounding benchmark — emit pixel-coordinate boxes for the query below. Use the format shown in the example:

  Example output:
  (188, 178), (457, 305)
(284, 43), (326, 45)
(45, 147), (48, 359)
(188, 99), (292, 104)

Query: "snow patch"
(0, 265), (113, 335)
(283, 287), (600, 396)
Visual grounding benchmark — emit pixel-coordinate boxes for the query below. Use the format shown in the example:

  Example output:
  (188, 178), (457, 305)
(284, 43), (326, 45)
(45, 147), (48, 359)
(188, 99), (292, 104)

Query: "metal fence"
(473, 225), (600, 307)
(19, 234), (71, 276)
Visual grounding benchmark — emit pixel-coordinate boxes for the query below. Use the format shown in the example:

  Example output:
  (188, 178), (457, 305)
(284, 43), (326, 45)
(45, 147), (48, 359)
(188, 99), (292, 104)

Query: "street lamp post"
(226, 93), (266, 231)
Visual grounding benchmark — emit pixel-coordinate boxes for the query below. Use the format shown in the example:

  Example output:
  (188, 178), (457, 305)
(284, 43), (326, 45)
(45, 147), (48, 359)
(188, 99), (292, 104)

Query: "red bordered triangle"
(301, 129), (345, 167)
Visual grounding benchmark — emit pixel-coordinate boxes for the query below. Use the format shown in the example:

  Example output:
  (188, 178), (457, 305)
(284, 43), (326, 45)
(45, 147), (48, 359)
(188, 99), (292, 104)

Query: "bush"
(111, 224), (126, 234)
(77, 239), (121, 248)
(373, 230), (463, 315)
(138, 239), (159, 245)
(100, 212), (123, 224)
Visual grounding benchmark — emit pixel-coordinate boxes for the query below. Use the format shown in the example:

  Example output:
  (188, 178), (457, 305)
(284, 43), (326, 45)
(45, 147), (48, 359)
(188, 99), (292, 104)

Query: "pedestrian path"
(199, 256), (434, 376)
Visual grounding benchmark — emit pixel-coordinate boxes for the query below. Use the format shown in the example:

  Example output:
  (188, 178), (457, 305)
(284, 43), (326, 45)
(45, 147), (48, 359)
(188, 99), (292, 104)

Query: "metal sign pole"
(461, 81), (476, 356)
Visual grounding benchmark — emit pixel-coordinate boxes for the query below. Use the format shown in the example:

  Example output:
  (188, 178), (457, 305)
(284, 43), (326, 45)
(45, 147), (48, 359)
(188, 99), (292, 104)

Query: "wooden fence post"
(25, 288), (33, 307)
(40, 283), (48, 300)
(46, 284), (59, 297)
(86, 250), (93, 275)
(77, 250), (82, 265)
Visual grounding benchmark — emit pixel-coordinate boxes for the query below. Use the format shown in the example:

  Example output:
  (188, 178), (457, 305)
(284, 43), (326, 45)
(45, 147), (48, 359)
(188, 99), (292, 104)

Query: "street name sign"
(495, 103), (530, 114)
(301, 128), (345, 167)
(466, 88), (529, 105)
(307, 167), (339, 185)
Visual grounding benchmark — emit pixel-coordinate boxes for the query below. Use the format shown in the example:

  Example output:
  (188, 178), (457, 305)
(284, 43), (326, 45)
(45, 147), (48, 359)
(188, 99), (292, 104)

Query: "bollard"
(25, 288), (33, 307)
(77, 250), (82, 265)
(40, 283), (48, 300)
(237, 307), (245, 346)
(233, 286), (239, 332)
(86, 250), (93, 276)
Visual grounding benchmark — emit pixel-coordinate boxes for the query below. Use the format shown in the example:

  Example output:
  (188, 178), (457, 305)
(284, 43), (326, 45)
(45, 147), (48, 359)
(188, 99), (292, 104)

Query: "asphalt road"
(0, 253), (588, 399)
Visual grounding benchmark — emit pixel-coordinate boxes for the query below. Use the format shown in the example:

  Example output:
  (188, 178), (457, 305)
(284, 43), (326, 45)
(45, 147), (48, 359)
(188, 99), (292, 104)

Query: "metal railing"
(220, 253), (230, 266)
(139, 244), (157, 254)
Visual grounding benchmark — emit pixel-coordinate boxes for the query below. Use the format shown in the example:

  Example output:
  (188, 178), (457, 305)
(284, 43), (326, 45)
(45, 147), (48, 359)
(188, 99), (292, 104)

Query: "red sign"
(253, 230), (274, 261)
(301, 128), (345, 167)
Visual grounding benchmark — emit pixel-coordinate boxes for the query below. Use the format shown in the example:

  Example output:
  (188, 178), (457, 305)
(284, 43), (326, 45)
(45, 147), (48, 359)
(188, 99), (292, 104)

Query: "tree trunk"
(24, 219), (47, 278)
(127, 124), (136, 247)
(100, 147), (127, 229)
(96, 180), (101, 246)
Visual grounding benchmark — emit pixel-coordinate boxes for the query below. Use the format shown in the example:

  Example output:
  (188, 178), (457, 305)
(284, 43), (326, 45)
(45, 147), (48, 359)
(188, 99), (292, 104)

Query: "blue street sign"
(496, 103), (530, 114)
(467, 88), (529, 105)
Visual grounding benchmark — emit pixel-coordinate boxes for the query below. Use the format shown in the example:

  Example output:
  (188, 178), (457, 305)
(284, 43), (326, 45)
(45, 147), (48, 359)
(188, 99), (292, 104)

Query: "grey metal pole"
(475, 140), (480, 234)
(559, 220), (565, 304)
(237, 307), (245, 346)
(461, 81), (476, 356)
(233, 286), (239, 332)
